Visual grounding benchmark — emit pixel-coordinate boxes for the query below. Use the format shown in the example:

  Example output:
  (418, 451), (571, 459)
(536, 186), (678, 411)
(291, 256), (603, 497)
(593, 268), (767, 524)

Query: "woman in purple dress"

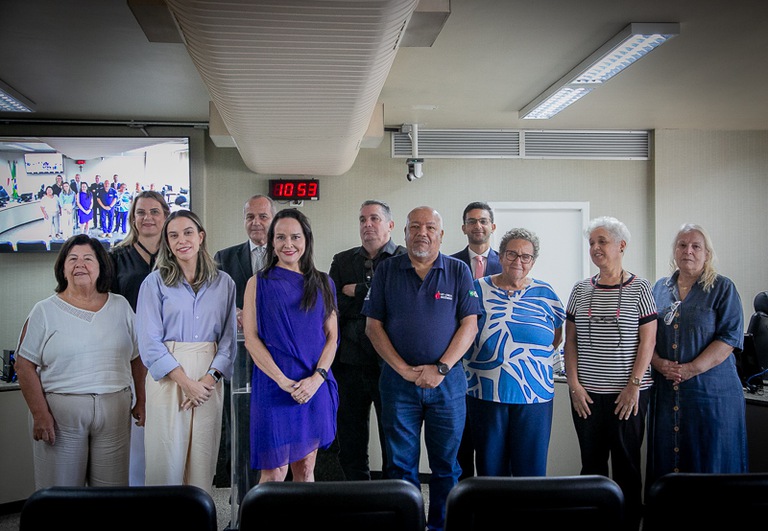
(242, 208), (338, 482)
(76, 181), (93, 234)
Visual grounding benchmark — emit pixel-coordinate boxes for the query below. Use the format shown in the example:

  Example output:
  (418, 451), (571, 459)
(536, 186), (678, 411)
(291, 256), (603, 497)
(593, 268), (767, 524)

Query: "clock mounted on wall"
(268, 179), (319, 201)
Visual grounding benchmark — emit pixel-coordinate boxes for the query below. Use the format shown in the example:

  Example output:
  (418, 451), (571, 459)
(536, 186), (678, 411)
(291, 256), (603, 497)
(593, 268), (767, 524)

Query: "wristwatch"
(206, 369), (223, 383)
(315, 367), (328, 381)
(436, 361), (450, 376)
(630, 376), (642, 386)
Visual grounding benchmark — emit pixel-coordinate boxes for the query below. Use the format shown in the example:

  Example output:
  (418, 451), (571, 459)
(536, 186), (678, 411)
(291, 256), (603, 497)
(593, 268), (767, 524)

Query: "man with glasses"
(450, 201), (502, 480)
(329, 200), (406, 480)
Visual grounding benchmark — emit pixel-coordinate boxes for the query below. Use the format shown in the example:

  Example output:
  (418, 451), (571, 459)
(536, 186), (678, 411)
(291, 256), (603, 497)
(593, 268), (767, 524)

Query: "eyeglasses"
(465, 218), (491, 226)
(663, 300), (682, 325)
(364, 259), (374, 288)
(587, 272), (624, 347)
(502, 250), (534, 264)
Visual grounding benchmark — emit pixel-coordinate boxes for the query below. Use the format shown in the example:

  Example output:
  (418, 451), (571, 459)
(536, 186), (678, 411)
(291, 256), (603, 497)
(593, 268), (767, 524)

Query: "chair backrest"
(444, 475), (624, 531)
(238, 479), (425, 531)
(0, 240), (14, 253)
(49, 238), (67, 252)
(748, 290), (768, 370)
(20, 485), (218, 531)
(16, 240), (48, 252)
(644, 472), (768, 531)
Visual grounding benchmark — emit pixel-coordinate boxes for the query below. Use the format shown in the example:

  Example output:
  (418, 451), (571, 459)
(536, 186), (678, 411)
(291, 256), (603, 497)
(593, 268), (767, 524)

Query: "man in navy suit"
(213, 194), (276, 502)
(450, 201), (502, 481)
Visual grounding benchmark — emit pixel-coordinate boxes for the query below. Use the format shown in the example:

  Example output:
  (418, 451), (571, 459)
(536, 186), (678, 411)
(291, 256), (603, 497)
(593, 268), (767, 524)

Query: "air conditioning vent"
(523, 130), (649, 159)
(392, 129), (520, 158)
(392, 129), (649, 160)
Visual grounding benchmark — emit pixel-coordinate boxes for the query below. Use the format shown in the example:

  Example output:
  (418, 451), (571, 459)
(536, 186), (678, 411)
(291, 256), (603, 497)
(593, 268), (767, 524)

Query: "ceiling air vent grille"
(392, 129), (520, 158)
(523, 130), (649, 159)
(392, 129), (649, 160)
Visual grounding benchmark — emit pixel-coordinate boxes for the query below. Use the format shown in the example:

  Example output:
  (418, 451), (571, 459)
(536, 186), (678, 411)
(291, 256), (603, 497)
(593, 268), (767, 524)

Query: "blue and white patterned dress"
(465, 276), (565, 404)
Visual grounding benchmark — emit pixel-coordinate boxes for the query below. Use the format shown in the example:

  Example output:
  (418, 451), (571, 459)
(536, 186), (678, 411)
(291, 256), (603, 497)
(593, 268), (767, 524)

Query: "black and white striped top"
(566, 273), (657, 393)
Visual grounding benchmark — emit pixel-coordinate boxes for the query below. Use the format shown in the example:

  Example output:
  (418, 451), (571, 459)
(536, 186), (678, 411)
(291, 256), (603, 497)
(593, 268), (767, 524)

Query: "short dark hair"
(361, 199), (393, 222)
(54, 234), (113, 293)
(462, 201), (494, 223)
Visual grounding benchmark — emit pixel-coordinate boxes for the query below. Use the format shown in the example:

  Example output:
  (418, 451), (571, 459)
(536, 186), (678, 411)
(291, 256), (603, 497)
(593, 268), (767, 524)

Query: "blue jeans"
(380, 364), (466, 531)
(100, 208), (114, 233)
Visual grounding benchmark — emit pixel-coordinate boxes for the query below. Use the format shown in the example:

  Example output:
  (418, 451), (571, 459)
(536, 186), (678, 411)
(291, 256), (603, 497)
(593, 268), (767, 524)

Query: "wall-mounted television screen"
(24, 152), (65, 174)
(0, 136), (191, 253)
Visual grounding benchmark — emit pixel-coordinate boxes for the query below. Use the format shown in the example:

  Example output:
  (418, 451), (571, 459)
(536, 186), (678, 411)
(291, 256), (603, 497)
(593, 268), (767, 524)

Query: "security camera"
(406, 158), (424, 181)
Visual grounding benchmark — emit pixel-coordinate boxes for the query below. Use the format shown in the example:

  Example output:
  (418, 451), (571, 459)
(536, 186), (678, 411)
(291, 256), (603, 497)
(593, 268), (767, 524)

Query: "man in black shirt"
(329, 199), (406, 480)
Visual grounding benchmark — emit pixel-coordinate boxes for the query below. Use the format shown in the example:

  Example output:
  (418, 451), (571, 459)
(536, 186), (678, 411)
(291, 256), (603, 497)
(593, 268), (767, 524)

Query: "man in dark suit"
(89, 175), (104, 230)
(213, 194), (275, 504)
(69, 173), (82, 231)
(450, 201), (502, 481)
(329, 200), (406, 480)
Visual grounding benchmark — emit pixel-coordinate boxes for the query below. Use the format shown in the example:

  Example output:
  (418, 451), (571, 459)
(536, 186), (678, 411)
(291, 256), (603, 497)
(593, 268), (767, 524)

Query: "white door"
(489, 201), (590, 305)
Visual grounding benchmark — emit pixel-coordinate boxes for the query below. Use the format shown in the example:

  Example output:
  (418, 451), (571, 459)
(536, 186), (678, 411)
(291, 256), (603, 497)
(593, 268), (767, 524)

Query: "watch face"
(437, 362), (450, 375)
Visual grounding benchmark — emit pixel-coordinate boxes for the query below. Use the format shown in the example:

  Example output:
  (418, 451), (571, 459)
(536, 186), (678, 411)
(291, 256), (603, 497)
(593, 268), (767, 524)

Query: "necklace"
(135, 239), (158, 267)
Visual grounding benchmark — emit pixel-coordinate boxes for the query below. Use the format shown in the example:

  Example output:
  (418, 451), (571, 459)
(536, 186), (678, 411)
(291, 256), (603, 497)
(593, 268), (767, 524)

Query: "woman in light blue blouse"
(464, 228), (565, 477)
(646, 223), (746, 491)
(136, 209), (237, 494)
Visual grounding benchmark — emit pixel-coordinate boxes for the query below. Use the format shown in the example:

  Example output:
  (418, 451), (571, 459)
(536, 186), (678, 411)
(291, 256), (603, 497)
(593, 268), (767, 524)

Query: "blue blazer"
(450, 246), (503, 276)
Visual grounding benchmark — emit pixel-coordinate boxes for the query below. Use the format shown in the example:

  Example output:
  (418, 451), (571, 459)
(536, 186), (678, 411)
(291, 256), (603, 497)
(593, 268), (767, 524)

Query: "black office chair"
(748, 291), (768, 374)
(20, 485), (218, 531)
(0, 240), (14, 253)
(644, 472), (768, 530)
(239, 479), (425, 531)
(49, 238), (67, 252)
(16, 240), (48, 252)
(444, 475), (625, 531)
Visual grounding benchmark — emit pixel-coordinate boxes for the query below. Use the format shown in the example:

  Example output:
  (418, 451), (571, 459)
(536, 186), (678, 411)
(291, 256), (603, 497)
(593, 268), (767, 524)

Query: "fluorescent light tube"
(520, 23), (679, 120)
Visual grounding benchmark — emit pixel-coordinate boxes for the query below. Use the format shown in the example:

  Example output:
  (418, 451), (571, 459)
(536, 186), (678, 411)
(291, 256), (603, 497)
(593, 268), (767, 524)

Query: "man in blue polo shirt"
(363, 205), (480, 531)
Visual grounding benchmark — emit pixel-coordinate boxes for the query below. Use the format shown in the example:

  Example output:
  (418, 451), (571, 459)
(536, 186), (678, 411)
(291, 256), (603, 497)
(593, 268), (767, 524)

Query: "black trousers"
(334, 362), (389, 480)
(571, 389), (650, 531)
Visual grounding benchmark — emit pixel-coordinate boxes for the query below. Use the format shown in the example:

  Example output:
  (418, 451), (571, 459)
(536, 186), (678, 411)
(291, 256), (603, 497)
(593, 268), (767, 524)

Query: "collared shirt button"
(673, 467), (680, 472)
(673, 426), (679, 432)
(674, 447), (679, 453)
(672, 343), (677, 349)
(673, 385), (679, 391)
(673, 406), (679, 411)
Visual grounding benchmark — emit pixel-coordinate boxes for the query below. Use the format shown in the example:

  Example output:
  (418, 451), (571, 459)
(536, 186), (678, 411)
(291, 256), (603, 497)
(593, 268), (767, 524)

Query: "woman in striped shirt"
(564, 216), (657, 531)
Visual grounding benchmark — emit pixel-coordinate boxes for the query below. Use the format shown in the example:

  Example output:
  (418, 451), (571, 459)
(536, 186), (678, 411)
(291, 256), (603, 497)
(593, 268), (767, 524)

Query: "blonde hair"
(669, 223), (718, 292)
(156, 210), (218, 291)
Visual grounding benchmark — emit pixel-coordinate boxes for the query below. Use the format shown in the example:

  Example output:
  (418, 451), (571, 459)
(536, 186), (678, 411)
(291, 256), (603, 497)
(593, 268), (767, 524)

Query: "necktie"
(252, 246), (265, 274)
(474, 255), (484, 279)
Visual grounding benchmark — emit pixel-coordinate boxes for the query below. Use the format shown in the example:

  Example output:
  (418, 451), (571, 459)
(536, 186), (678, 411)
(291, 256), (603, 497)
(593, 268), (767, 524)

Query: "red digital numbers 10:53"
(268, 179), (320, 201)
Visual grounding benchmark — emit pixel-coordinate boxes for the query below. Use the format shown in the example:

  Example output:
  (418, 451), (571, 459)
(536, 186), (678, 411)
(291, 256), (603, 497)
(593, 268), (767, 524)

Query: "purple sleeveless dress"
(250, 266), (338, 469)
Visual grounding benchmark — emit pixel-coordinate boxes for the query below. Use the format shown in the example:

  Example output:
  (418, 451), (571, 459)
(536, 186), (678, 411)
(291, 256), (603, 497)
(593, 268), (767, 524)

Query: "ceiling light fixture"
(520, 22), (679, 120)
(0, 78), (36, 113)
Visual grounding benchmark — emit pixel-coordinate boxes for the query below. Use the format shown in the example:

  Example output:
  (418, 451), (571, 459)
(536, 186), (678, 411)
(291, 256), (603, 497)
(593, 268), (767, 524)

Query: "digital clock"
(268, 179), (320, 201)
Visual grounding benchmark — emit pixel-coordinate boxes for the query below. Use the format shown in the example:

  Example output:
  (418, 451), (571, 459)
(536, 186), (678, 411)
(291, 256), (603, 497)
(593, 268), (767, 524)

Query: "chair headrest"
(755, 291), (768, 314)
